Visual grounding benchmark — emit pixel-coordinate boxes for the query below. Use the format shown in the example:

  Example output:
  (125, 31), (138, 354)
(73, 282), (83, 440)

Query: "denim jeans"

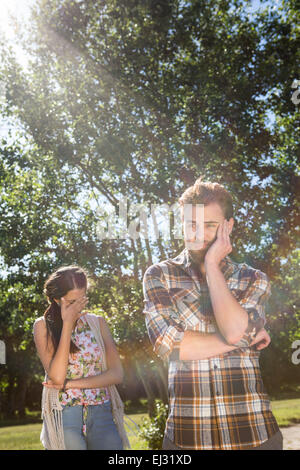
(61, 401), (123, 450)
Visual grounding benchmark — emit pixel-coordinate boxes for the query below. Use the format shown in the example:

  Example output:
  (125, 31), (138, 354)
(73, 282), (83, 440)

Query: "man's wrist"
(204, 258), (220, 270)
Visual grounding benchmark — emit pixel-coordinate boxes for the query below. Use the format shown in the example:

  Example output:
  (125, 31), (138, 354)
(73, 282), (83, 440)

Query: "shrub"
(138, 399), (168, 450)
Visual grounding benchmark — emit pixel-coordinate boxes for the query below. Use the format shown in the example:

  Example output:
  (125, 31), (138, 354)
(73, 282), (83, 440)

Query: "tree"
(0, 0), (299, 414)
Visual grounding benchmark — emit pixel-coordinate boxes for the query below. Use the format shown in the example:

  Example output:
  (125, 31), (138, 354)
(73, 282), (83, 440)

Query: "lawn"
(1, 398), (300, 450)
(0, 412), (149, 451)
(271, 398), (300, 427)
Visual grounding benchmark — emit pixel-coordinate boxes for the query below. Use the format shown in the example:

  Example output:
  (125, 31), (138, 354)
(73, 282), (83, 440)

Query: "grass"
(0, 412), (148, 450)
(271, 398), (300, 427)
(124, 413), (149, 450)
(0, 423), (44, 450)
(1, 398), (300, 450)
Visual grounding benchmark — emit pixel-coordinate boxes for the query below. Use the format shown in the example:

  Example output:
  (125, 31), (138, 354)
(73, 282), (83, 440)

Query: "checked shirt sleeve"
(232, 269), (271, 348)
(142, 264), (186, 361)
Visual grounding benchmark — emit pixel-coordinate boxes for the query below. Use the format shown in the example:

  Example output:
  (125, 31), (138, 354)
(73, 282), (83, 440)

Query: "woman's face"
(54, 288), (87, 307)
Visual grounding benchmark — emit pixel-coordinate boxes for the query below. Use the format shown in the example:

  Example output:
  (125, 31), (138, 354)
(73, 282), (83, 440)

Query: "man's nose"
(190, 227), (207, 241)
(189, 232), (207, 246)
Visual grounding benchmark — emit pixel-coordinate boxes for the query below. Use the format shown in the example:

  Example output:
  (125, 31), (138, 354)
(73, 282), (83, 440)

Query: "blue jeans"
(61, 402), (123, 450)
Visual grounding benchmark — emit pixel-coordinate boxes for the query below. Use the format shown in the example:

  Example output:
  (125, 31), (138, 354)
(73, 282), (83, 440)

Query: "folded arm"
(143, 265), (240, 362)
(179, 330), (240, 360)
(205, 261), (271, 348)
(43, 317), (123, 390)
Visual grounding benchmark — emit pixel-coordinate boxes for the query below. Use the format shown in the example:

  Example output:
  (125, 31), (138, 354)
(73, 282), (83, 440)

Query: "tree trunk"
(131, 239), (139, 280)
(144, 237), (153, 267)
(155, 361), (169, 404)
(135, 360), (156, 417)
(151, 207), (167, 260)
(16, 375), (28, 419)
(6, 376), (16, 418)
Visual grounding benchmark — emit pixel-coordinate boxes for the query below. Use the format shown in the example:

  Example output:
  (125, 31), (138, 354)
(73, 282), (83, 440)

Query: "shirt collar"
(169, 247), (238, 280)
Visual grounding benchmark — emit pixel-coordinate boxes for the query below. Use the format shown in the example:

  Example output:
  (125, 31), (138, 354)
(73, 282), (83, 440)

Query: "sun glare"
(0, 0), (32, 66)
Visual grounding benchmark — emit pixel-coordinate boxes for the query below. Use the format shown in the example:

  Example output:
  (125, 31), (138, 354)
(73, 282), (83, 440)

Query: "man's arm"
(179, 330), (240, 360)
(142, 265), (240, 361)
(179, 327), (270, 360)
(204, 219), (272, 348)
(205, 261), (271, 348)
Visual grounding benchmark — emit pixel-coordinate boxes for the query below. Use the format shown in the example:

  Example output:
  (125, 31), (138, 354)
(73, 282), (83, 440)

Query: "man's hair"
(178, 176), (234, 220)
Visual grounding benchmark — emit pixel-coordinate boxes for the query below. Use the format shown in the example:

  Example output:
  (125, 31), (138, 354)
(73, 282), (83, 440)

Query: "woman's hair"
(178, 176), (234, 220)
(43, 265), (90, 355)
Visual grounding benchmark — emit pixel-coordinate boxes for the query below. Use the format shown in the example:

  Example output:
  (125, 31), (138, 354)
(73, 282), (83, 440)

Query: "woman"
(33, 265), (129, 450)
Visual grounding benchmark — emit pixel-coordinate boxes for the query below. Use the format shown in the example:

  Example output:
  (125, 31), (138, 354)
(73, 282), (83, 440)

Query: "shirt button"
(214, 364), (218, 369)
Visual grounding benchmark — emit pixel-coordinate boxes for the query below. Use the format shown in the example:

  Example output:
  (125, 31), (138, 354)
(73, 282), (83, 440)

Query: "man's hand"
(250, 328), (271, 350)
(204, 219), (232, 267)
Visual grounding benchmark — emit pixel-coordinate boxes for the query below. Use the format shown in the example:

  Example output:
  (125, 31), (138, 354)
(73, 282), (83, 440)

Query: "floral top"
(59, 316), (110, 435)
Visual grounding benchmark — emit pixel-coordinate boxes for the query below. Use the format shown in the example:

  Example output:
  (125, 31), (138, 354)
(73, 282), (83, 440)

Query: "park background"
(0, 0), (299, 450)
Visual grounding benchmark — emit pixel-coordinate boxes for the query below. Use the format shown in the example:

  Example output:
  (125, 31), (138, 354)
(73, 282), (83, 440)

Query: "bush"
(138, 399), (168, 450)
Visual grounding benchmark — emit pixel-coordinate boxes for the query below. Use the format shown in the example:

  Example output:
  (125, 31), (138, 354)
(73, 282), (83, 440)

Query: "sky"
(0, 0), (32, 67)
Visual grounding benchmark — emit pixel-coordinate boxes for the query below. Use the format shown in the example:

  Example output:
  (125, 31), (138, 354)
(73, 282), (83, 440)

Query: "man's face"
(181, 202), (234, 261)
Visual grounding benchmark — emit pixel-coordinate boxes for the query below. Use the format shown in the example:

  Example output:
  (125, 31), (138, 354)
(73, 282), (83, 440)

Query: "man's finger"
(222, 220), (226, 241)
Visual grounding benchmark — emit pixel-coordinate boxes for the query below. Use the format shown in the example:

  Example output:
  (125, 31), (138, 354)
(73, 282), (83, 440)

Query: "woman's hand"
(60, 295), (88, 326)
(42, 378), (64, 390)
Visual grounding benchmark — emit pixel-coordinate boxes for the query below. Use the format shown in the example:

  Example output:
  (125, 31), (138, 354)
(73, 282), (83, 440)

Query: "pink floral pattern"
(59, 317), (110, 436)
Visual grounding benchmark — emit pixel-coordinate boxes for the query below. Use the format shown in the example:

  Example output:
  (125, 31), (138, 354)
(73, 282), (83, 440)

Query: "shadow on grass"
(0, 416), (42, 428)
(279, 418), (300, 428)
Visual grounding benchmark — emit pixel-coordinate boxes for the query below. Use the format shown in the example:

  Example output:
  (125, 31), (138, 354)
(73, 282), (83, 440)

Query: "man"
(142, 177), (282, 450)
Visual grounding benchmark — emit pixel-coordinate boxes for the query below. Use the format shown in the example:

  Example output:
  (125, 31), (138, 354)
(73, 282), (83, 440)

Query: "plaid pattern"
(142, 248), (279, 450)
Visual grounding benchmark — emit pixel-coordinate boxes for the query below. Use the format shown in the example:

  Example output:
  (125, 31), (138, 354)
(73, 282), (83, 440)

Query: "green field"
(271, 398), (300, 427)
(0, 412), (148, 451)
(1, 399), (300, 450)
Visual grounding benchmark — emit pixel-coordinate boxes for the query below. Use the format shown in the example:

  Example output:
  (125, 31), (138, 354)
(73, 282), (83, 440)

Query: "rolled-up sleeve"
(142, 264), (186, 361)
(232, 269), (271, 348)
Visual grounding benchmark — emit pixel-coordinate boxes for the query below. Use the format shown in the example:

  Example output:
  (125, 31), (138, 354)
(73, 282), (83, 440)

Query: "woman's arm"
(34, 296), (88, 384)
(63, 317), (123, 390)
(33, 317), (73, 383)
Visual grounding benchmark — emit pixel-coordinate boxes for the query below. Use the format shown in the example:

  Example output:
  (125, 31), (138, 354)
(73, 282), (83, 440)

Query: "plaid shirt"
(142, 248), (280, 450)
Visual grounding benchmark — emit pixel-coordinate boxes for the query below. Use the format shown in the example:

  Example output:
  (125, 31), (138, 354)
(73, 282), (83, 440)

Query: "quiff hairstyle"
(178, 176), (234, 220)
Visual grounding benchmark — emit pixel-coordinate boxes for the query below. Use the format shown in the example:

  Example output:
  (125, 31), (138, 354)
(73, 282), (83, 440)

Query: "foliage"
(138, 399), (169, 450)
(0, 0), (299, 417)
